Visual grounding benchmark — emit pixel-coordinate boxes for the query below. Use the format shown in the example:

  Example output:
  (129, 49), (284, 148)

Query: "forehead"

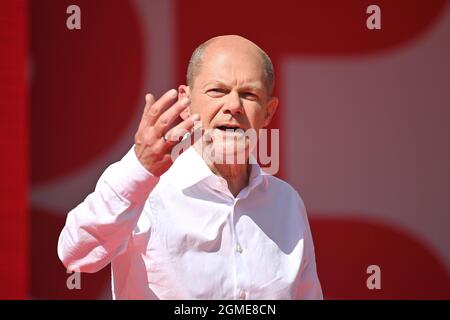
(196, 47), (266, 87)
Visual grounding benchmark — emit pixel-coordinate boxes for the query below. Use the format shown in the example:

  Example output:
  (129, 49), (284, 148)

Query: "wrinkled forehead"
(197, 48), (266, 87)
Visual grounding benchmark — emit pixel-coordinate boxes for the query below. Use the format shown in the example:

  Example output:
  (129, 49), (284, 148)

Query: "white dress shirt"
(57, 146), (323, 299)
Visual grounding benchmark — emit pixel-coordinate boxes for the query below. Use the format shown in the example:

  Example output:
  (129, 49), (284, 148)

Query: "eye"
(241, 92), (258, 101)
(206, 88), (227, 97)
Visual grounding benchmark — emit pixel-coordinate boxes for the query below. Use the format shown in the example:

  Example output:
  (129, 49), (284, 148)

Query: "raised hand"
(134, 89), (199, 176)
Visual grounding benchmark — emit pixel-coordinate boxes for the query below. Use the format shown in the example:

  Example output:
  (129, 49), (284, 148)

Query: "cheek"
(191, 97), (219, 127)
(246, 108), (267, 128)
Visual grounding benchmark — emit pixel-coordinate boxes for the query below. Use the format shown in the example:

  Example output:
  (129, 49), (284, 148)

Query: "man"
(57, 35), (323, 299)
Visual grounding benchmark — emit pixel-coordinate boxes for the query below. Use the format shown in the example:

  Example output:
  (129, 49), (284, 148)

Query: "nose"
(223, 91), (243, 116)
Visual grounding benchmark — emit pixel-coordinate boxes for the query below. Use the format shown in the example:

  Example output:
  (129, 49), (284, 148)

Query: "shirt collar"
(163, 146), (266, 191)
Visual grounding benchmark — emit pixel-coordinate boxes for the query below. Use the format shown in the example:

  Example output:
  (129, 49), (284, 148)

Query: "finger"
(153, 97), (191, 136)
(181, 119), (205, 148)
(146, 89), (178, 126)
(189, 123), (205, 147)
(138, 93), (156, 131)
(163, 113), (200, 145)
(161, 123), (204, 162)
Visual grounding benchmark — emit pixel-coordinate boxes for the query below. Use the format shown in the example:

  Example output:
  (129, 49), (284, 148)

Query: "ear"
(178, 84), (191, 120)
(263, 96), (279, 127)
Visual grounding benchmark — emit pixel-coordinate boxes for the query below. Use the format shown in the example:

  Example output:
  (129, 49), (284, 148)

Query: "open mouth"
(215, 125), (242, 131)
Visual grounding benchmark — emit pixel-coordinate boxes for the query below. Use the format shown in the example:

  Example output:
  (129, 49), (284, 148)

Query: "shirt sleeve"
(57, 146), (159, 273)
(294, 197), (324, 300)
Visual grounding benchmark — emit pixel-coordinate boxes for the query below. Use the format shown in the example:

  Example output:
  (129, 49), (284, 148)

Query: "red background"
(1, 0), (449, 299)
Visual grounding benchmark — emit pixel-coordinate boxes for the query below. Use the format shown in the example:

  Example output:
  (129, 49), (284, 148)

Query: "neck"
(193, 144), (250, 197)
(210, 162), (250, 197)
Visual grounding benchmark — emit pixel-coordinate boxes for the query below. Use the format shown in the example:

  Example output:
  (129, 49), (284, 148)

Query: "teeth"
(217, 126), (239, 130)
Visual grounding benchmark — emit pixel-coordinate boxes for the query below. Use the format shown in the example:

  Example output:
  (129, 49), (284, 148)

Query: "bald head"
(186, 35), (275, 96)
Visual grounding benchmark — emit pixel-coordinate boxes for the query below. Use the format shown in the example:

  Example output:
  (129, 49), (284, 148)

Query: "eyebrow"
(202, 80), (263, 92)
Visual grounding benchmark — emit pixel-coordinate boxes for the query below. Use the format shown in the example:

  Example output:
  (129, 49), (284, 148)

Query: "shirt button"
(236, 243), (243, 254)
(239, 289), (247, 299)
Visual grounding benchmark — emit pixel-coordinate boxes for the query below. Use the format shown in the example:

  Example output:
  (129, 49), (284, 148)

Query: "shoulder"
(263, 174), (306, 208)
(262, 174), (313, 241)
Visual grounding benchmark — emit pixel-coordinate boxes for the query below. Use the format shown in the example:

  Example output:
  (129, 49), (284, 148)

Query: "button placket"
(233, 205), (250, 301)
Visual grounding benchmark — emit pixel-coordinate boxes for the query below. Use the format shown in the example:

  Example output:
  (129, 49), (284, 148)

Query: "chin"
(208, 140), (249, 165)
